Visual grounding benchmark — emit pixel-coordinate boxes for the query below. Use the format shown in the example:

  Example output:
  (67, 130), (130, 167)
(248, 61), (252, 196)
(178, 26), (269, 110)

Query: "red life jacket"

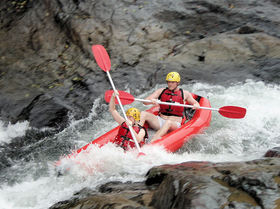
(158, 88), (184, 117)
(114, 122), (148, 150)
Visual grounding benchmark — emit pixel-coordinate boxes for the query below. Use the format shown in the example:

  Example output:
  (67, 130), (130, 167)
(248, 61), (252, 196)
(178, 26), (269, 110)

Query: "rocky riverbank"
(1, 1), (280, 208)
(1, 0), (280, 130)
(50, 149), (280, 209)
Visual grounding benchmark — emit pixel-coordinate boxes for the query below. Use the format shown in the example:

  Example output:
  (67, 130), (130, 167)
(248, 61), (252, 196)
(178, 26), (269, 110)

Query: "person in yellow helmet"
(109, 91), (148, 150)
(140, 72), (200, 141)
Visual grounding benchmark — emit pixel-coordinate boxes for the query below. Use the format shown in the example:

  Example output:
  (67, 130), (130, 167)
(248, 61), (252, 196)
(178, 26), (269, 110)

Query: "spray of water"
(0, 80), (279, 209)
(0, 121), (30, 144)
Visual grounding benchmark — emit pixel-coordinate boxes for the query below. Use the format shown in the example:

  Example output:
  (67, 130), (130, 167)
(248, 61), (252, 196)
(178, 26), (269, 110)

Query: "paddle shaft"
(134, 98), (245, 118)
(105, 90), (246, 118)
(106, 71), (142, 152)
(133, 98), (219, 111)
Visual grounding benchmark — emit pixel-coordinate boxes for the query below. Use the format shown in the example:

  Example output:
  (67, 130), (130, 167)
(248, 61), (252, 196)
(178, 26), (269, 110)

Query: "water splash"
(0, 80), (280, 209)
(0, 121), (30, 144)
(182, 80), (280, 160)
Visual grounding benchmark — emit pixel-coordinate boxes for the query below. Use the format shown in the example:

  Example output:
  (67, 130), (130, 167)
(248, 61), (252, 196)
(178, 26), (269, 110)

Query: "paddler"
(139, 72), (200, 141)
(109, 90), (148, 150)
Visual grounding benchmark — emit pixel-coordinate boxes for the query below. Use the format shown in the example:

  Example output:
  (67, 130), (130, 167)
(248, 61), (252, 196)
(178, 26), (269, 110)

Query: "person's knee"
(166, 120), (173, 125)
(163, 120), (172, 128)
(140, 111), (147, 118)
(141, 111), (152, 120)
(140, 111), (146, 122)
(163, 120), (179, 131)
(167, 120), (179, 130)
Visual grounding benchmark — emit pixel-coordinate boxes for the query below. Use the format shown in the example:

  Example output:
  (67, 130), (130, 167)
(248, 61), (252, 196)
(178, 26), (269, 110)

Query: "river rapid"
(0, 79), (279, 209)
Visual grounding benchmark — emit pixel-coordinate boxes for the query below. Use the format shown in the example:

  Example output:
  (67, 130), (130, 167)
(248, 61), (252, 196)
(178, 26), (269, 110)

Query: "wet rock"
(146, 159), (280, 209)
(168, 33), (280, 66)
(238, 25), (258, 34)
(253, 59), (280, 84)
(0, 128), (58, 172)
(1, 0), (280, 130)
(49, 158), (280, 209)
(99, 181), (151, 193)
(49, 181), (154, 209)
(16, 94), (69, 129)
(264, 147), (280, 158)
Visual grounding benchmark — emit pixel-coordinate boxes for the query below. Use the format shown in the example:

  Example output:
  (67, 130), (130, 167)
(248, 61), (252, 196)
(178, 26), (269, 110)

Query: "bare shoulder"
(156, 88), (165, 94)
(154, 88), (166, 97)
(182, 89), (192, 99)
(146, 88), (165, 99)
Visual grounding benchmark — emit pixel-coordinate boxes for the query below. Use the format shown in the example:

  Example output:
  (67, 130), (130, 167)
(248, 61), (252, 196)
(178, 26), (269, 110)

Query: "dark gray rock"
(1, 0), (280, 130)
(49, 158), (280, 209)
(1, 2), (280, 208)
(253, 59), (280, 84)
(146, 159), (280, 209)
(264, 147), (280, 158)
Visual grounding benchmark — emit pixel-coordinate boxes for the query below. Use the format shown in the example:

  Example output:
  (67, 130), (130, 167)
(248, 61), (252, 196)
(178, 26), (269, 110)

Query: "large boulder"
(49, 158), (280, 209)
(1, 0), (280, 129)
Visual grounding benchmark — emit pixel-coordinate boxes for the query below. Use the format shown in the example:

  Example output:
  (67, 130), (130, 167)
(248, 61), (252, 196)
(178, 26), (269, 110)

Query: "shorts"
(157, 116), (181, 129)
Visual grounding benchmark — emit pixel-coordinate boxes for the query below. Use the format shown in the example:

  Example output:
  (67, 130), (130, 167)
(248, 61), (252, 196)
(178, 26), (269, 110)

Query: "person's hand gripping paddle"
(105, 90), (247, 119)
(92, 45), (145, 156)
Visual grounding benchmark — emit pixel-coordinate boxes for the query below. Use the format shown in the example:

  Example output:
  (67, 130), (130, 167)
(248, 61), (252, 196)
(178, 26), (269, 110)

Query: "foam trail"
(1, 80), (280, 209)
(0, 121), (30, 144)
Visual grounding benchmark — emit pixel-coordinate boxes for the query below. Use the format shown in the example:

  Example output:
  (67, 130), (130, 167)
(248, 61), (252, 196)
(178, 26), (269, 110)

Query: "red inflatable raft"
(56, 93), (211, 167)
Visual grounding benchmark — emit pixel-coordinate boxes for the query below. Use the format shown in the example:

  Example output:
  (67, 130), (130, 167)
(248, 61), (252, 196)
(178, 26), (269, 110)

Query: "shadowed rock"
(1, 0), (280, 130)
(264, 147), (280, 158)
(49, 158), (280, 209)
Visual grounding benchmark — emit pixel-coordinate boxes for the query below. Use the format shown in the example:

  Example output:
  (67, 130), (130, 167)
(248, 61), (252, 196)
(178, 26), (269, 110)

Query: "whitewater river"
(0, 80), (279, 209)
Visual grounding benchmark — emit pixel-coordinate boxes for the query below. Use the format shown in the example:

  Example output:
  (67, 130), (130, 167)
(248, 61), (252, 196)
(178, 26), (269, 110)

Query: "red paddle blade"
(218, 106), (247, 119)
(92, 45), (111, 72)
(137, 152), (146, 157)
(105, 90), (135, 105)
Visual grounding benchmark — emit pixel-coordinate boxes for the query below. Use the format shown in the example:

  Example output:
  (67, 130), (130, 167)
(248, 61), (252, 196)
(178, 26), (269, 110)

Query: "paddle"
(92, 45), (144, 155)
(105, 90), (247, 119)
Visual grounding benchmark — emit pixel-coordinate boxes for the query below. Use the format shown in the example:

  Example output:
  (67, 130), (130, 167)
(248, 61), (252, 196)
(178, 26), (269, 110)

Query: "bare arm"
(109, 92), (125, 125)
(184, 90), (200, 109)
(143, 88), (165, 105)
(109, 92), (145, 143)
(129, 128), (146, 142)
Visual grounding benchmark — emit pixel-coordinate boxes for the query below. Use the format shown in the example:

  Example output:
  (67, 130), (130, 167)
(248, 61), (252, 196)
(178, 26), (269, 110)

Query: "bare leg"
(140, 111), (160, 130)
(151, 120), (179, 141)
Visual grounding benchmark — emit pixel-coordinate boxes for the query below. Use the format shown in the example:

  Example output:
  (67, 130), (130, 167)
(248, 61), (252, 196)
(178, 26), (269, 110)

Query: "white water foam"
(0, 121), (30, 144)
(1, 80), (280, 209)
(0, 144), (241, 209)
(183, 80), (280, 159)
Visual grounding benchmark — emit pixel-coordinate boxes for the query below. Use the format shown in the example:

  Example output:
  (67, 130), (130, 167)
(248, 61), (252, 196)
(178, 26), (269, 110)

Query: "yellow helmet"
(166, 72), (180, 82)
(126, 108), (140, 121)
